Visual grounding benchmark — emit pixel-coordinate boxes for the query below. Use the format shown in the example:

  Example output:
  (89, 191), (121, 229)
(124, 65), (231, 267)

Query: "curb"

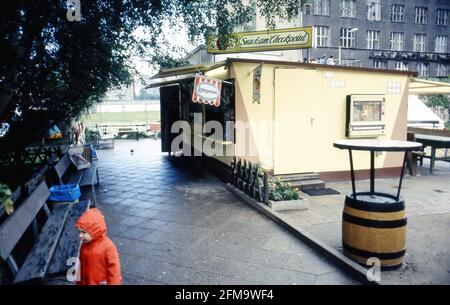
(224, 183), (379, 285)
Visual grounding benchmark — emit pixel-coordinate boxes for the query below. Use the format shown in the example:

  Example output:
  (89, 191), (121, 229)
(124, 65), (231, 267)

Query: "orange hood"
(76, 208), (107, 241)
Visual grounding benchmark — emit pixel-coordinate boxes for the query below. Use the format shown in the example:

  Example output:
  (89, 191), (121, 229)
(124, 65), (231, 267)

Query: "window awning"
(408, 78), (450, 95)
(147, 61), (228, 89)
(150, 61), (227, 79)
(146, 74), (196, 89)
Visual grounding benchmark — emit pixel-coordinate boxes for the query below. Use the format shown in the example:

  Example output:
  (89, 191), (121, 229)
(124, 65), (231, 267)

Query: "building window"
(417, 62), (429, 77)
(437, 9), (450, 26)
(303, 1), (313, 14)
(340, 28), (356, 48)
(373, 60), (387, 69)
(315, 26), (330, 47)
(367, 30), (380, 49)
(313, 0), (330, 16)
(413, 34), (427, 52)
(436, 64), (449, 77)
(340, 0), (356, 18)
(390, 32), (405, 51)
(414, 7), (428, 24)
(435, 35), (448, 53)
(367, 1), (381, 21)
(395, 62), (409, 71)
(391, 4), (405, 22)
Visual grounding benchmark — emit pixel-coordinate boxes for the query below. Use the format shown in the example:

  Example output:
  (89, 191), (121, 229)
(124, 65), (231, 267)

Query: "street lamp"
(339, 28), (358, 65)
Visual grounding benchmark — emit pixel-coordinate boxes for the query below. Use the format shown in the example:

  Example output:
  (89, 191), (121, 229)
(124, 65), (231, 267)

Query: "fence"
(230, 157), (269, 204)
(92, 100), (160, 113)
(0, 146), (65, 219)
(0, 146), (64, 167)
(85, 123), (161, 143)
(339, 59), (362, 67)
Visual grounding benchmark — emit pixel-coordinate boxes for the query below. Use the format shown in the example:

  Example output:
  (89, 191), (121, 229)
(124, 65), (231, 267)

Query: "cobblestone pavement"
(94, 139), (359, 285)
(279, 160), (450, 285)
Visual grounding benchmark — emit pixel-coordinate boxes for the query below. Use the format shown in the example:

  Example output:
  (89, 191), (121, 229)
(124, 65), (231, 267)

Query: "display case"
(346, 94), (386, 138)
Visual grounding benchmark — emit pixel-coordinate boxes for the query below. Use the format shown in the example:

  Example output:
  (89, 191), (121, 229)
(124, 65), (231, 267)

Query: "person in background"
(75, 208), (122, 285)
(326, 56), (336, 65)
(319, 55), (327, 64)
(309, 57), (318, 64)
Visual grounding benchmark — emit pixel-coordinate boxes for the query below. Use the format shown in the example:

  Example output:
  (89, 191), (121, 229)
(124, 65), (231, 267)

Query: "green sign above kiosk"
(207, 26), (313, 54)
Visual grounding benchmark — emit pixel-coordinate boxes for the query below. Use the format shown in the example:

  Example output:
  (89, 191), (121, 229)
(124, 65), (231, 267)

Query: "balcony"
(369, 51), (450, 63)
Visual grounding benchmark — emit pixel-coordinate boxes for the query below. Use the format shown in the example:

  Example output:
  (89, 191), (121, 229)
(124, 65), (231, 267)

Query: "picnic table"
(413, 134), (450, 174)
(333, 139), (422, 200)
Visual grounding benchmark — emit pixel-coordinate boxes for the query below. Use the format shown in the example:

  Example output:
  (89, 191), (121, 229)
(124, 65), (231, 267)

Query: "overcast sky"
(133, 21), (199, 77)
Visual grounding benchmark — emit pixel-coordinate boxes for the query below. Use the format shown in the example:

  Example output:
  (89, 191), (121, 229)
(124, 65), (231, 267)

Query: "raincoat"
(75, 208), (122, 285)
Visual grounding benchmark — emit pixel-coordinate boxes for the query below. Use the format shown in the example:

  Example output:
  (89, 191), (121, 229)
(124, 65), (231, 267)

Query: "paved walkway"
(95, 139), (358, 285)
(279, 160), (450, 285)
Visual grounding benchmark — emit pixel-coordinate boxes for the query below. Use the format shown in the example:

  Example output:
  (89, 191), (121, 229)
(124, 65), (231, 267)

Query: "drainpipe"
(298, 7), (303, 62)
(271, 67), (278, 174)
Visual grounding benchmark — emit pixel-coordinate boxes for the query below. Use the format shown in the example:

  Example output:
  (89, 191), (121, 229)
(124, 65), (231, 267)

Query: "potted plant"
(0, 183), (14, 215)
(267, 177), (309, 211)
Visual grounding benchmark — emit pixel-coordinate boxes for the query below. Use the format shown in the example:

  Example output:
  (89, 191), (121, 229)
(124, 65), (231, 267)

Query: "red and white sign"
(192, 75), (222, 107)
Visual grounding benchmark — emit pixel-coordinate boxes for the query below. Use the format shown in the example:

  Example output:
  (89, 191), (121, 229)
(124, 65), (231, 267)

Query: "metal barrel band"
(343, 242), (406, 260)
(343, 212), (407, 228)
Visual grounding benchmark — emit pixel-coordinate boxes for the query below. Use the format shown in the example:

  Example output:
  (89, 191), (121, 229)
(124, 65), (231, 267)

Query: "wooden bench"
(148, 123), (161, 139)
(53, 153), (99, 207)
(407, 132), (450, 174)
(0, 181), (90, 284)
(148, 123), (161, 132)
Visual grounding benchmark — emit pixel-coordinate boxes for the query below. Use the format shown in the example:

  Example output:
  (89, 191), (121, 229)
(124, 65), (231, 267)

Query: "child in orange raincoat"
(75, 208), (122, 285)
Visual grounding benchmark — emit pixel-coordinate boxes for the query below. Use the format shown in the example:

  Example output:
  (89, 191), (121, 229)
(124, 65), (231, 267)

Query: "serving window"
(352, 100), (383, 122)
(204, 79), (235, 142)
(346, 94), (386, 138)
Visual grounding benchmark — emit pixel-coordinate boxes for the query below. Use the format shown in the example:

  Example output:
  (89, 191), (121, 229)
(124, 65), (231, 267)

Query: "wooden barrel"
(342, 192), (407, 270)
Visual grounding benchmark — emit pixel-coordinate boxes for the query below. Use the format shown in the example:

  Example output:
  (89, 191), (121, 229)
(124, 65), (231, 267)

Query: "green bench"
(54, 153), (99, 207)
(0, 181), (90, 284)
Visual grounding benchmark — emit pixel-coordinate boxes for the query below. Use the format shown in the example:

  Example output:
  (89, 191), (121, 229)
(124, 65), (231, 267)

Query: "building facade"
(187, 0), (449, 78)
(302, 0), (449, 77)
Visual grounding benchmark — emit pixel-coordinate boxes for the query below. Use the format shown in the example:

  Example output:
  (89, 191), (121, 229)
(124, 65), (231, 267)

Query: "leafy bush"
(268, 177), (300, 201)
(0, 183), (14, 215)
(84, 128), (97, 143)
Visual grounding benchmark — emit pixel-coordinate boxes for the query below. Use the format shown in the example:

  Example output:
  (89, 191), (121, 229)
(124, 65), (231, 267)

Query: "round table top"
(333, 139), (422, 152)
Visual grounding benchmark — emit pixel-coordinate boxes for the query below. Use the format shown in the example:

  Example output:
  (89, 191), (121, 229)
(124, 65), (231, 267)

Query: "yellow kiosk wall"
(226, 61), (410, 176)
